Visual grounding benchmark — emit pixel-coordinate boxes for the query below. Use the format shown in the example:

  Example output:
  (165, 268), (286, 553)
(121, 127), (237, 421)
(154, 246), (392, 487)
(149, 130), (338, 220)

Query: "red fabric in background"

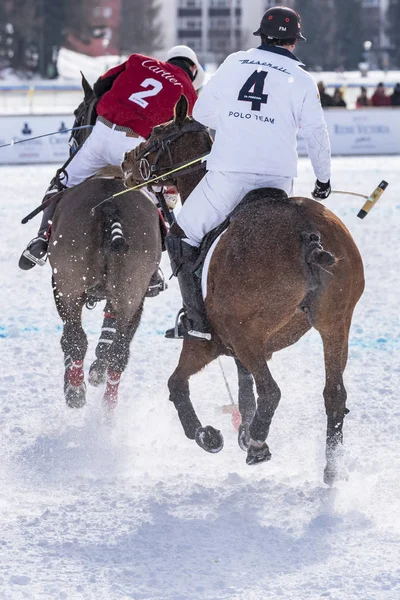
(370, 91), (391, 107)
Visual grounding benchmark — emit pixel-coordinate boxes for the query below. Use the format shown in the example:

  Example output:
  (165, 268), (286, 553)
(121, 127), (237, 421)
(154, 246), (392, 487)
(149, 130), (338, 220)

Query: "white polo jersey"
(193, 45), (331, 182)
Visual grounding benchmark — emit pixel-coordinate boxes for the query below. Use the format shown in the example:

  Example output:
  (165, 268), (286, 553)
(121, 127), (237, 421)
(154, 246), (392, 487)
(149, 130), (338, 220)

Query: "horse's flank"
(206, 195), (364, 356)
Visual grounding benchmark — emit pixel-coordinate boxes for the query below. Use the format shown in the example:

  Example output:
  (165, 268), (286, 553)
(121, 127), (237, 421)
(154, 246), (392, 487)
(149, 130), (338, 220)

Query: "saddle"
(92, 167), (169, 249)
(194, 187), (288, 273)
(91, 166), (123, 179)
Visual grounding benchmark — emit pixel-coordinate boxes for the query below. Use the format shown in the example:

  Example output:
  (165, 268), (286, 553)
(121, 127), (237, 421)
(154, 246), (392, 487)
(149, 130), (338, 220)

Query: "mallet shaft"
(331, 190), (369, 200)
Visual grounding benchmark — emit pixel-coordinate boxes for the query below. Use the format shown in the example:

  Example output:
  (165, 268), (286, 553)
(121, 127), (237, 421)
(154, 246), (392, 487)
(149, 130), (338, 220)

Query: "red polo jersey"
(96, 54), (198, 138)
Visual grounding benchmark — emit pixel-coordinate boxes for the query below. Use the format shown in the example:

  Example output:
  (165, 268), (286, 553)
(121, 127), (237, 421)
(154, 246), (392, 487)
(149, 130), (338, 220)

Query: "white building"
(158, 0), (293, 64)
(157, 1), (393, 69)
(362, 0), (391, 68)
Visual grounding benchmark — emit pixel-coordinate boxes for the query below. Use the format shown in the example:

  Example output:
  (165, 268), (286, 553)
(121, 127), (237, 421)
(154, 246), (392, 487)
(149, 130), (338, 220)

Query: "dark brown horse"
(41, 74), (163, 413)
(123, 96), (365, 485)
(49, 173), (162, 412)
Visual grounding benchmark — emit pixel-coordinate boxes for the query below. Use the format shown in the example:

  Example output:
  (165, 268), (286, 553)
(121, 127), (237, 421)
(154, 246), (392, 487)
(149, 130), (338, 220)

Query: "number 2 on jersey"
(238, 70), (268, 111)
(129, 78), (163, 109)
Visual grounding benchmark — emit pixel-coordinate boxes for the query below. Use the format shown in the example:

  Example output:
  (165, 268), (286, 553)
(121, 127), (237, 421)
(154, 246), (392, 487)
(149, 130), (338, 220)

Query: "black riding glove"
(312, 179), (331, 200)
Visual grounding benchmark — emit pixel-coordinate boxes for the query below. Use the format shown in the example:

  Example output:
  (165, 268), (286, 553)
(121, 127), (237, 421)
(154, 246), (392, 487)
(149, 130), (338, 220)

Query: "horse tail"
(101, 201), (129, 253)
(302, 232), (336, 268)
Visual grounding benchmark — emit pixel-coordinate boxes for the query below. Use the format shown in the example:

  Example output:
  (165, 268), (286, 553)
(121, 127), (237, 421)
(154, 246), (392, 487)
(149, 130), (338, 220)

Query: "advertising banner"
(298, 108), (400, 156)
(1, 109), (400, 164)
(0, 115), (74, 164)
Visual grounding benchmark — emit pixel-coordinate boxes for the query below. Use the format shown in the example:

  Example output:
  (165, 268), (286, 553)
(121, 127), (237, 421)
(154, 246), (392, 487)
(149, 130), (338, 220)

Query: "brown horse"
(49, 173), (162, 412)
(123, 96), (364, 485)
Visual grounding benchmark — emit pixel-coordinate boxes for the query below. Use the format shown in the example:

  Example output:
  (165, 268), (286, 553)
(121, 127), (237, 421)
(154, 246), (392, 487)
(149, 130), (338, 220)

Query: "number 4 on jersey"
(238, 70), (268, 111)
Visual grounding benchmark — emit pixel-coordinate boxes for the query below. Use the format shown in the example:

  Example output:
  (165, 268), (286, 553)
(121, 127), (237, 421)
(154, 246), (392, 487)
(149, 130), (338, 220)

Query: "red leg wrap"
(67, 360), (85, 387)
(103, 370), (121, 410)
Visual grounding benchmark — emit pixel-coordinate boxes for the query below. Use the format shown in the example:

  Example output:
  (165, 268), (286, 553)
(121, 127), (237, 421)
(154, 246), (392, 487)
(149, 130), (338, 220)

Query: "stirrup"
(165, 309), (212, 341)
(145, 268), (168, 298)
(22, 249), (47, 267)
(19, 237), (48, 270)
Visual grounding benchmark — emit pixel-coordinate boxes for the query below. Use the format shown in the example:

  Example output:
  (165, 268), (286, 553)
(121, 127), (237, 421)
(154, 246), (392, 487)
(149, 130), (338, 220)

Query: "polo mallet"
(0, 125), (93, 149)
(331, 180), (388, 218)
(357, 180), (388, 219)
(215, 358), (241, 431)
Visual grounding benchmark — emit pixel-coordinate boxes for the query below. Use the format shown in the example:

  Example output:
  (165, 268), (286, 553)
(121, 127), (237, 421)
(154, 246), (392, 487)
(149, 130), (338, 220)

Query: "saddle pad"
(199, 188), (288, 299)
(201, 230), (227, 299)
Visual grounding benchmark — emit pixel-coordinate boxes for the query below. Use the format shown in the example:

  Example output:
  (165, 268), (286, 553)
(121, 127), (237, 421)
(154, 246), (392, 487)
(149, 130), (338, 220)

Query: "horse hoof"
(323, 466), (336, 487)
(102, 407), (116, 427)
(65, 383), (86, 409)
(238, 423), (251, 451)
(323, 464), (349, 487)
(195, 426), (224, 454)
(88, 360), (107, 387)
(246, 442), (271, 465)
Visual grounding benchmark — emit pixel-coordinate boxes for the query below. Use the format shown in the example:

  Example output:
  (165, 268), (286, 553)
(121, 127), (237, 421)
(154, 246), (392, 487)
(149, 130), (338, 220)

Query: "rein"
(134, 119), (213, 184)
(90, 152), (210, 213)
(90, 119), (212, 213)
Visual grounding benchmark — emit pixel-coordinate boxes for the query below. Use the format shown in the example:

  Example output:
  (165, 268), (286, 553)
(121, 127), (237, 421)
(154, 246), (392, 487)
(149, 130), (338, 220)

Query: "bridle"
(133, 118), (212, 185)
(69, 93), (98, 155)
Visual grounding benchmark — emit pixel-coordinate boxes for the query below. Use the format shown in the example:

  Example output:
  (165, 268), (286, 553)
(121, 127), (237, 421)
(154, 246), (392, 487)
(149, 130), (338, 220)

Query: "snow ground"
(0, 157), (399, 600)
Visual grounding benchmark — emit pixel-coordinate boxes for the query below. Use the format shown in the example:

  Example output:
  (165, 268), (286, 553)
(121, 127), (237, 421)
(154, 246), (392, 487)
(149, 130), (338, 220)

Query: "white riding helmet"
(166, 45), (205, 90)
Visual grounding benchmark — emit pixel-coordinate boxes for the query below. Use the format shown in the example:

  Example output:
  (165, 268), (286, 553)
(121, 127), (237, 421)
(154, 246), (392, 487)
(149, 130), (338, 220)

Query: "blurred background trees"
(294, 0), (369, 71)
(0, 0), (400, 79)
(0, 0), (162, 79)
(293, 0), (337, 70)
(119, 0), (163, 56)
(387, 0), (400, 68)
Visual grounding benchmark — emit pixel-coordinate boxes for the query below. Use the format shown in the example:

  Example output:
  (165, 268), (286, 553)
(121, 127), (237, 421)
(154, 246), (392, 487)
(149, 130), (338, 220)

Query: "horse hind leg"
(53, 283), (88, 408)
(318, 318), (351, 486)
(61, 321), (88, 408)
(231, 336), (281, 465)
(247, 361), (281, 466)
(101, 301), (144, 414)
(88, 303), (116, 387)
(235, 358), (256, 451)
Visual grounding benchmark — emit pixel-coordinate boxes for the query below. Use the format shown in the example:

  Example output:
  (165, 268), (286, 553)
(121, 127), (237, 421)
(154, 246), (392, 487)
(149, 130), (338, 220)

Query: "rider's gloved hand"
(312, 179), (331, 200)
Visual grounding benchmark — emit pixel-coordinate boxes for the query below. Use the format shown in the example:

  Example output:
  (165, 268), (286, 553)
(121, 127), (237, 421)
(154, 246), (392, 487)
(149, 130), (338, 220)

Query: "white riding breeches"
(176, 170), (294, 247)
(64, 119), (145, 188)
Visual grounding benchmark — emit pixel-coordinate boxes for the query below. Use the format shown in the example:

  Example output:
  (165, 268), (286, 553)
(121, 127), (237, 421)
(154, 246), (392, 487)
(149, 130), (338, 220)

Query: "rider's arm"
(192, 61), (229, 130)
(93, 61), (127, 98)
(299, 79), (331, 184)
